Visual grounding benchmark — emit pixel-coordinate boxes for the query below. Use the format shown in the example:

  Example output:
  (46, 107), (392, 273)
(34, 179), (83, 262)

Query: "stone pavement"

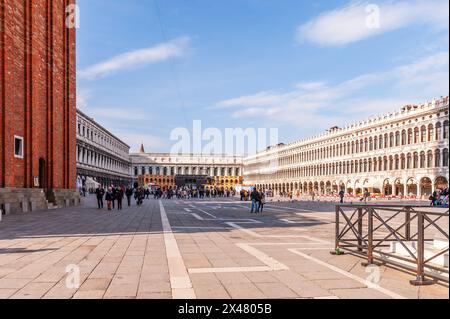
(0, 196), (448, 299)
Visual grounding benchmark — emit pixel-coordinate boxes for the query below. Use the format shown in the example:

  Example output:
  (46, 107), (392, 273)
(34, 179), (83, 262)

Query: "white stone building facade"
(130, 152), (243, 178)
(243, 97), (449, 199)
(76, 110), (132, 187)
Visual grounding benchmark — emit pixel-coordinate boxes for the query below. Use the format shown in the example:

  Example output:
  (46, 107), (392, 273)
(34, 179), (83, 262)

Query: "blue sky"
(76, 0), (449, 153)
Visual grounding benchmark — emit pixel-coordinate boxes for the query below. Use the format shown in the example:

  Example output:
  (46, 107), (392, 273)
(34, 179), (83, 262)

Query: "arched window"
(435, 149), (441, 167)
(384, 134), (389, 148)
(444, 148), (449, 167)
(420, 152), (426, 168)
(414, 128), (419, 143)
(401, 154), (406, 169)
(407, 128), (413, 144)
(407, 153), (412, 169)
(395, 155), (400, 170)
(401, 130), (406, 145)
(374, 136), (378, 150)
(435, 122), (442, 140)
(395, 131), (400, 146)
(420, 126), (427, 143)
(379, 135), (383, 149)
(389, 133), (394, 147)
(427, 151), (433, 168)
(413, 152), (419, 169)
(444, 121), (449, 139)
(428, 124), (434, 142)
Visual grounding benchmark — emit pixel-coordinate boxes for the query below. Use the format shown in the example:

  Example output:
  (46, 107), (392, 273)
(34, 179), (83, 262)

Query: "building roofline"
(130, 152), (244, 158)
(250, 96), (449, 158)
(76, 108), (130, 149)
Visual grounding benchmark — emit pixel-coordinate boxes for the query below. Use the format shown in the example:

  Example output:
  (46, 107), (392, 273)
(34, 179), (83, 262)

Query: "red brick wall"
(0, 0), (76, 189)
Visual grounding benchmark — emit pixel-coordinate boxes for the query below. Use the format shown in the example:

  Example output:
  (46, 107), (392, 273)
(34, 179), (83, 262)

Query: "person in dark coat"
(95, 186), (105, 209)
(105, 188), (114, 211)
(116, 187), (124, 210)
(111, 186), (117, 209)
(125, 186), (133, 207)
(250, 188), (260, 214)
(339, 190), (345, 204)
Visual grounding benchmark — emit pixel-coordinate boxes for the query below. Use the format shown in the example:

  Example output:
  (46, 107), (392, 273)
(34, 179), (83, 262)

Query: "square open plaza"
(0, 0), (449, 301)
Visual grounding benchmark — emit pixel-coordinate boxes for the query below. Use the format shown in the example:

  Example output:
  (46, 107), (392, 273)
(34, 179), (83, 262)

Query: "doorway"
(39, 158), (47, 189)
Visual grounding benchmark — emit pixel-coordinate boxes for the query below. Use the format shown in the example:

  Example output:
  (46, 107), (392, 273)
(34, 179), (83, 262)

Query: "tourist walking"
(111, 186), (117, 209)
(125, 186), (133, 207)
(95, 186), (105, 209)
(250, 188), (260, 214)
(117, 187), (124, 210)
(105, 188), (114, 211)
(339, 190), (345, 204)
(258, 191), (266, 213)
(363, 190), (371, 204)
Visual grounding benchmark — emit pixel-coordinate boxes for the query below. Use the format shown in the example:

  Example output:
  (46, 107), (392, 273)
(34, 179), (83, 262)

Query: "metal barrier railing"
(332, 204), (449, 285)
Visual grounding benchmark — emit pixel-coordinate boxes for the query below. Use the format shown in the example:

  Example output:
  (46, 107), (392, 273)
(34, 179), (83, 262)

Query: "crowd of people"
(92, 185), (239, 210)
(91, 184), (449, 213)
(94, 185), (147, 211)
(151, 187), (237, 200)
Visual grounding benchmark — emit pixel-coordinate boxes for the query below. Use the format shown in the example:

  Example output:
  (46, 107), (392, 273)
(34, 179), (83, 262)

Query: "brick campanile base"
(1, 0), (79, 214)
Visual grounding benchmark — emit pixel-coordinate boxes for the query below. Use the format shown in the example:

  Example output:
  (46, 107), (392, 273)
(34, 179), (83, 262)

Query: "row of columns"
(136, 165), (241, 177)
(77, 145), (130, 175)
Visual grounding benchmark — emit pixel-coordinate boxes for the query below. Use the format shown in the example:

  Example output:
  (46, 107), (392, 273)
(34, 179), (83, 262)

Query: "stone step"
(376, 250), (449, 282)
(389, 241), (449, 268)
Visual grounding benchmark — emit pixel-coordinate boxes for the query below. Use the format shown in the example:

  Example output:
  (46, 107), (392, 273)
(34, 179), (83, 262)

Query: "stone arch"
(406, 178), (418, 196)
(324, 181), (331, 194)
(383, 179), (393, 196)
(319, 181), (325, 194)
(420, 177), (433, 198)
(394, 178), (404, 196)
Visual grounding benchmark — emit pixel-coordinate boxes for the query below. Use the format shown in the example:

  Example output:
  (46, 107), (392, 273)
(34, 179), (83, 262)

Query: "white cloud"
(215, 51), (449, 128)
(77, 89), (91, 109)
(214, 91), (286, 109)
(296, 82), (327, 91)
(78, 37), (191, 80)
(296, 0), (449, 46)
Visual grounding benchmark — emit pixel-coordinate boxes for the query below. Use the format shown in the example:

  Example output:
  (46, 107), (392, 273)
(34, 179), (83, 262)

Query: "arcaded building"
(244, 97), (449, 199)
(76, 110), (132, 188)
(131, 150), (243, 191)
(1, 0), (79, 213)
